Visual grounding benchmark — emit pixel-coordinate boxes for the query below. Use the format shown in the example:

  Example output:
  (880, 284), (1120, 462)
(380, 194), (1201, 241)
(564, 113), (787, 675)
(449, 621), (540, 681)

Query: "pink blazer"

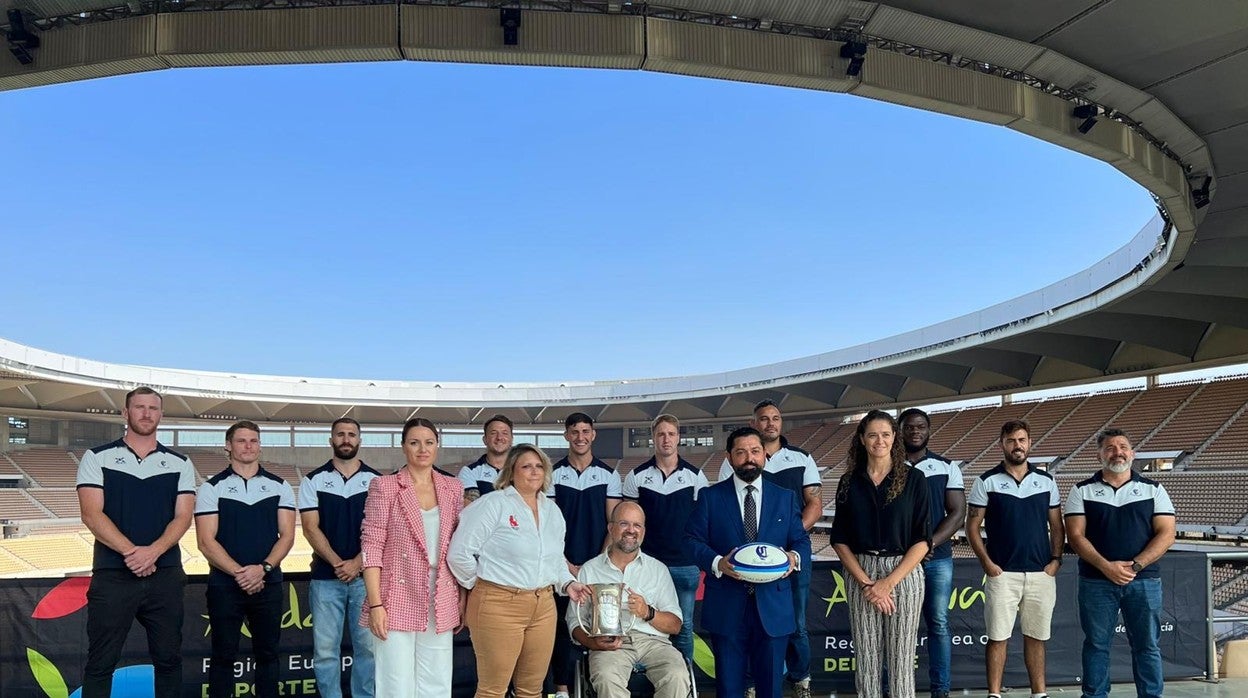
(359, 469), (464, 633)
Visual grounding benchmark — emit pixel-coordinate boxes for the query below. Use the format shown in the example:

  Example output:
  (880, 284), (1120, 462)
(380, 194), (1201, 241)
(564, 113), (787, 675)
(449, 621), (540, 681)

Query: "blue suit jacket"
(686, 477), (812, 638)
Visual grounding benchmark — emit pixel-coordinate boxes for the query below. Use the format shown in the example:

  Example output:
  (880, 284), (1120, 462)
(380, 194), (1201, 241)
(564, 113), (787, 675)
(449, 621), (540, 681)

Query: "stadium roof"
(2, 1), (1246, 427)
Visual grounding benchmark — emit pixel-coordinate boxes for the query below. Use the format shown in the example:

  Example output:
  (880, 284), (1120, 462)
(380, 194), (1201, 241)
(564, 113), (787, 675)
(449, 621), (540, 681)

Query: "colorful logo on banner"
(21, 577), (153, 698)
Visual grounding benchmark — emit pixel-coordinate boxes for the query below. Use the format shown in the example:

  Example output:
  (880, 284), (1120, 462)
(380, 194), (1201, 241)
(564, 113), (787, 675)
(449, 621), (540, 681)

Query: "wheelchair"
(571, 640), (698, 698)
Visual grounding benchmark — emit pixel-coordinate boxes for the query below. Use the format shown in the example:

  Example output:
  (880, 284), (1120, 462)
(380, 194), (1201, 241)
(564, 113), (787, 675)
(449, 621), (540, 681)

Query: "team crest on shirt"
(644, 475), (655, 484)
(228, 486), (238, 493)
(114, 457), (126, 465)
(508, 515), (519, 529)
(1093, 488), (1106, 497)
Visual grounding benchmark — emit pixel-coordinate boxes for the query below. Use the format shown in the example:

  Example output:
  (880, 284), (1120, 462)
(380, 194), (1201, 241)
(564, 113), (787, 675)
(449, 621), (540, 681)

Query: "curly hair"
(840, 409), (910, 504)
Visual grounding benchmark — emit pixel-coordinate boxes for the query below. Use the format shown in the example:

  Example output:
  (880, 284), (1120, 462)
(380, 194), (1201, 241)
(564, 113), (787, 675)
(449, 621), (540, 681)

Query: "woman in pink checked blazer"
(360, 417), (465, 698)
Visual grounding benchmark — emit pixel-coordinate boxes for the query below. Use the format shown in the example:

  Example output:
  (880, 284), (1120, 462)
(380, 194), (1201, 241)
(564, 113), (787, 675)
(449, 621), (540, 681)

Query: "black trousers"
(551, 594), (577, 687)
(83, 567), (186, 698)
(206, 582), (283, 698)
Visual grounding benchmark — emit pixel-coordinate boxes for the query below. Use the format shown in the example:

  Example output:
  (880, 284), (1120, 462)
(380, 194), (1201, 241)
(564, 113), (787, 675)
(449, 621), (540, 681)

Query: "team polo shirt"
(717, 436), (820, 494)
(911, 451), (964, 560)
(548, 457), (622, 566)
(195, 467), (296, 586)
(457, 454), (501, 497)
(297, 461), (381, 580)
(76, 439), (197, 571)
(968, 463), (1060, 573)
(621, 457), (709, 567)
(1064, 471), (1175, 581)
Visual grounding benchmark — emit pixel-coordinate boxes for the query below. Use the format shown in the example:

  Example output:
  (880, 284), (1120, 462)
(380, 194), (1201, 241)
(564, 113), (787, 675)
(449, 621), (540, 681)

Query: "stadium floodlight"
(1072, 104), (1099, 134)
(500, 8), (521, 46)
(1192, 175), (1212, 209)
(5, 9), (41, 66)
(840, 40), (867, 77)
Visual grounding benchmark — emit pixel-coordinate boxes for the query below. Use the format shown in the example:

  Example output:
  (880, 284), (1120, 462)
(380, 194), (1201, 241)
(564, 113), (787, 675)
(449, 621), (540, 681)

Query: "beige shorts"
(984, 570), (1056, 641)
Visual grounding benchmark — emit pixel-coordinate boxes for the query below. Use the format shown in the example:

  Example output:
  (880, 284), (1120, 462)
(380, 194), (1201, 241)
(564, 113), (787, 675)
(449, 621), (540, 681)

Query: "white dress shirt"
(448, 485), (576, 592)
(711, 475), (799, 577)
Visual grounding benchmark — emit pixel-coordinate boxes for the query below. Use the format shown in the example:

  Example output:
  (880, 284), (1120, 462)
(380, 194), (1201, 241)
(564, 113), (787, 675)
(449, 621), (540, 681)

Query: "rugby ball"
(729, 543), (791, 583)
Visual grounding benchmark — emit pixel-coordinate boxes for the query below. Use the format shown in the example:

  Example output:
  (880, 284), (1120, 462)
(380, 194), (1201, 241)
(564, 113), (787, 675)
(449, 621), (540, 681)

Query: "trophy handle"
(574, 597), (590, 638)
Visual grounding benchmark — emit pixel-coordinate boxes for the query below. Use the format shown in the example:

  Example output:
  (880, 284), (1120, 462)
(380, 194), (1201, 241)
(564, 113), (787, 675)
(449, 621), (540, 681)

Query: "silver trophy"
(574, 582), (635, 637)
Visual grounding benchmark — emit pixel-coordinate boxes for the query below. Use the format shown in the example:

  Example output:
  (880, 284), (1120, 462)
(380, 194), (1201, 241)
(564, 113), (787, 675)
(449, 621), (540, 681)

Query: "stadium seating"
(0, 489), (50, 520)
(29, 489), (81, 518)
(1061, 383), (1201, 472)
(6, 449), (80, 487)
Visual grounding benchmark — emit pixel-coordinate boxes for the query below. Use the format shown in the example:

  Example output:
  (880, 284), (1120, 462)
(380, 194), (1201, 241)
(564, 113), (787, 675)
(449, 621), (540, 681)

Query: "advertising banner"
(0, 553), (1208, 697)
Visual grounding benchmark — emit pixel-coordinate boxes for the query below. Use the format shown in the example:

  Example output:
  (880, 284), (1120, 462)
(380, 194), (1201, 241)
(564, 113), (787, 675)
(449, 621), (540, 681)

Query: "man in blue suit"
(687, 426), (812, 698)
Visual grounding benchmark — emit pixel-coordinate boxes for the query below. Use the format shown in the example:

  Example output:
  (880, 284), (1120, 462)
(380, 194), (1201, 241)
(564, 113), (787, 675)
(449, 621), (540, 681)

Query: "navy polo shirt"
(911, 451), (964, 560)
(457, 454), (501, 497)
(968, 463), (1060, 573)
(622, 457), (709, 566)
(76, 439), (197, 571)
(548, 457), (622, 566)
(297, 461), (381, 580)
(1064, 471), (1175, 581)
(717, 436), (820, 495)
(195, 467), (296, 586)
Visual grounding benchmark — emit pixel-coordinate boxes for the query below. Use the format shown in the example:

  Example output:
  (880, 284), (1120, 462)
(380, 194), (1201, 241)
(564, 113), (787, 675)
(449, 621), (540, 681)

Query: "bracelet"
(368, 604), (384, 610)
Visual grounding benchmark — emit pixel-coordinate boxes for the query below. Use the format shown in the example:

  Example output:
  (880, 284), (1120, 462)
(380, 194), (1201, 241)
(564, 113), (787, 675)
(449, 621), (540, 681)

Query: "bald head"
(608, 500), (646, 555)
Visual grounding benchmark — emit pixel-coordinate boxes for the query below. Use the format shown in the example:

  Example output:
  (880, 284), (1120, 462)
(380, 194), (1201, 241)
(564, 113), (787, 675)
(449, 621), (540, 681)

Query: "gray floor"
(713, 679), (1248, 697)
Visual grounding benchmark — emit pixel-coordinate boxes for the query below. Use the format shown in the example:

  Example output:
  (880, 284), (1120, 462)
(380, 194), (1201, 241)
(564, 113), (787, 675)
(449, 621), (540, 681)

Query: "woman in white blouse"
(448, 444), (590, 698)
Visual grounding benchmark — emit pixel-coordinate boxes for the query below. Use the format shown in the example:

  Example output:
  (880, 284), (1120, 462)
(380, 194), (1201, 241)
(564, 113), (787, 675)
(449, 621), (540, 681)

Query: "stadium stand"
(0, 452), (25, 476)
(1, 534), (93, 571)
(7, 449), (80, 487)
(0, 489), (50, 520)
(944, 401), (1036, 474)
(1030, 391), (1135, 460)
(1061, 383), (1201, 472)
(29, 489), (82, 518)
(1140, 378), (1248, 453)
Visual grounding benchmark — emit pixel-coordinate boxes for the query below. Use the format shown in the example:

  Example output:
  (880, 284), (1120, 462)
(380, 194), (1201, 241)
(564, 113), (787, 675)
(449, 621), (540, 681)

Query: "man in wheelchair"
(567, 502), (694, 698)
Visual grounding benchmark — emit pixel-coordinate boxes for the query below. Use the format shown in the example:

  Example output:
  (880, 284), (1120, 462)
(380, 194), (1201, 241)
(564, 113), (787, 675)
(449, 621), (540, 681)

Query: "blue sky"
(1, 60), (1155, 383)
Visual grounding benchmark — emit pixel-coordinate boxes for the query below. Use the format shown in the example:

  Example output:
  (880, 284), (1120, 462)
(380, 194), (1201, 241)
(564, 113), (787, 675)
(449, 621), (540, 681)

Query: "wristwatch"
(261, 562), (273, 574)
(1130, 560), (1144, 573)
(1050, 556), (1063, 566)
(644, 605), (656, 622)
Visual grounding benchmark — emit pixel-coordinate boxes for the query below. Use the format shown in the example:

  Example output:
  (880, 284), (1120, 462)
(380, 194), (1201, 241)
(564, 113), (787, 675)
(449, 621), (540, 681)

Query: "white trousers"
(373, 616), (454, 698)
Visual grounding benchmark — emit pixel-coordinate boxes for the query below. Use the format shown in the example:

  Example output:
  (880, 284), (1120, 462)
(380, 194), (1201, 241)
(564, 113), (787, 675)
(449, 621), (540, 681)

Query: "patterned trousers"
(846, 554), (925, 698)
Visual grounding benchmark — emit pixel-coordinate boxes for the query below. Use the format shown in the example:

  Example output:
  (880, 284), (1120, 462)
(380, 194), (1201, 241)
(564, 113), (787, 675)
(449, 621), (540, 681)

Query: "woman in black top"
(831, 410), (931, 698)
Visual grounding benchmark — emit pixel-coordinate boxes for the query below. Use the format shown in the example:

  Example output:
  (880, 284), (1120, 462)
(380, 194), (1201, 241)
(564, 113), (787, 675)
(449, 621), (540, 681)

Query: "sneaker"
(744, 688), (756, 698)
(554, 692), (570, 698)
(792, 679), (812, 698)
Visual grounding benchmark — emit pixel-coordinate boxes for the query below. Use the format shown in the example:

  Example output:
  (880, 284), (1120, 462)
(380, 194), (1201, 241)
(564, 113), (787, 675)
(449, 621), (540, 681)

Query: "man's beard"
(1003, 449), (1028, 466)
(1105, 459), (1132, 474)
(615, 538), (640, 554)
(734, 464), (763, 482)
(904, 439), (928, 455)
(335, 444), (359, 460)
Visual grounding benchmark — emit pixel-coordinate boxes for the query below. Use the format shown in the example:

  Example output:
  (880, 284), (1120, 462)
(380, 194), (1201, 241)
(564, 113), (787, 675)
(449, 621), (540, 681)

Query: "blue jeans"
(310, 577), (375, 698)
(785, 561), (812, 683)
(922, 556), (954, 694)
(667, 565), (700, 663)
(1078, 576), (1164, 698)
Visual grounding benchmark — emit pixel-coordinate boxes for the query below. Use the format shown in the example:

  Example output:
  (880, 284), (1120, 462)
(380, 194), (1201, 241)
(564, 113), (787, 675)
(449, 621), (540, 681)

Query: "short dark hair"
(726, 426), (764, 453)
(226, 420), (260, 442)
(402, 417), (440, 443)
(565, 413), (594, 429)
(331, 417), (360, 432)
(1096, 428), (1130, 447)
(897, 408), (930, 427)
(1000, 419), (1030, 439)
(483, 414), (513, 433)
(753, 399), (780, 414)
(124, 386), (162, 408)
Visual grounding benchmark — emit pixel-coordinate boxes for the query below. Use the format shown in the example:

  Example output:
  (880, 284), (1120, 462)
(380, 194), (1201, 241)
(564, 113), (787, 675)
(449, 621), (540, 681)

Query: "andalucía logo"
(23, 577), (156, 698)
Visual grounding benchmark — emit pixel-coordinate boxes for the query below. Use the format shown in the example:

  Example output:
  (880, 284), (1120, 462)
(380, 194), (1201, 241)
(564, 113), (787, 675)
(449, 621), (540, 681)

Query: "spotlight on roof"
(840, 40), (867, 77)
(1072, 104), (1099, 134)
(500, 8), (521, 46)
(5, 9), (41, 65)
(1192, 175), (1212, 209)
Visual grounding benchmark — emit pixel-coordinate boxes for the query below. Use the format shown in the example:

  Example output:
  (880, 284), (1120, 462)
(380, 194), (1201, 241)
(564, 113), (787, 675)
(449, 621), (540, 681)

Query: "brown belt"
(476, 578), (554, 597)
